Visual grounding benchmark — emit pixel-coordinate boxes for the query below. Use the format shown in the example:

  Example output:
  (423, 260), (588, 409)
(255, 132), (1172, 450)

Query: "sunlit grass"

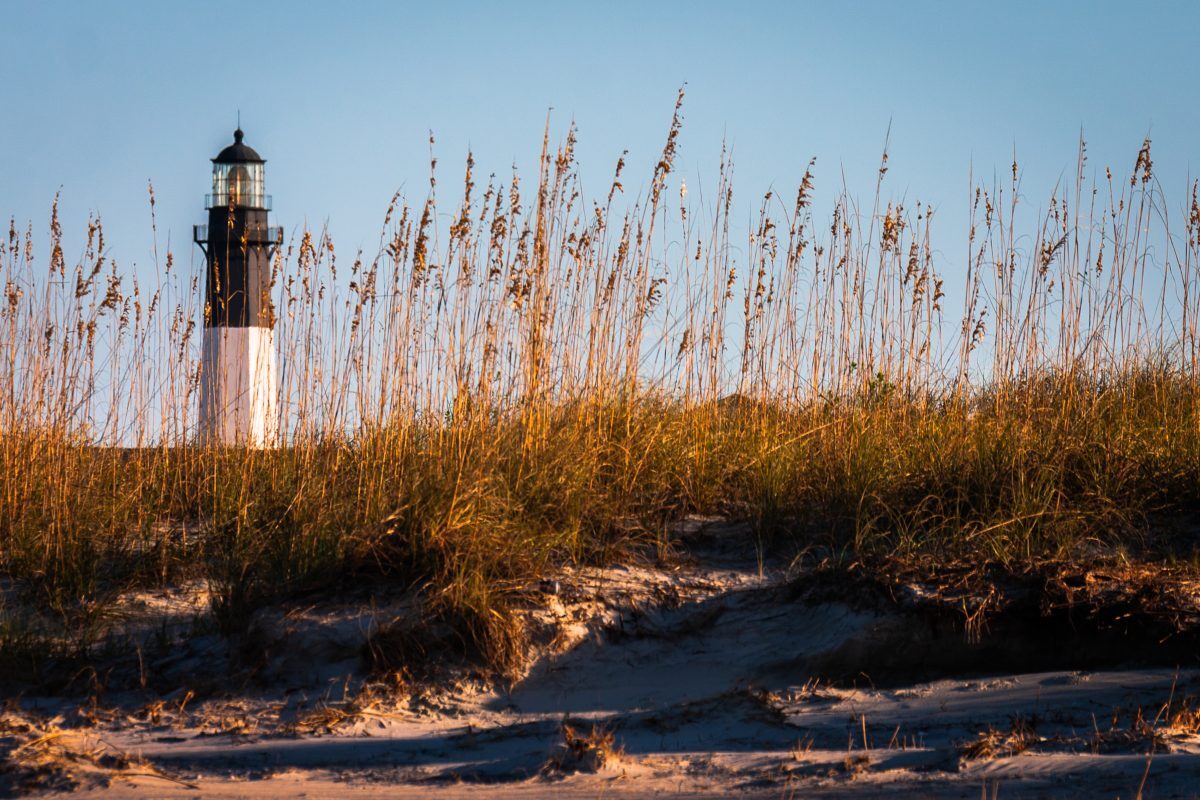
(3, 90), (1200, 675)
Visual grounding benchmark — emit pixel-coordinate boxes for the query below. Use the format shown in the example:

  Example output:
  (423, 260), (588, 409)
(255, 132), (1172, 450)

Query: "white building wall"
(199, 326), (278, 447)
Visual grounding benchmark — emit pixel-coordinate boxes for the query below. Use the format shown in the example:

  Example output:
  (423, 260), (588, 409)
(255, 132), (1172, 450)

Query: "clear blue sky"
(3, 1), (1197, 287)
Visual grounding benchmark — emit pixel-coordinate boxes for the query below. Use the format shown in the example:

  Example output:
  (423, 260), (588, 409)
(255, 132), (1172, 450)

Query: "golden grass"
(3, 90), (1200, 677)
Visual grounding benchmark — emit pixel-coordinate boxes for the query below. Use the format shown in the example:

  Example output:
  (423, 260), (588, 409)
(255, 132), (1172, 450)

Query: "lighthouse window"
(229, 165), (250, 204)
(211, 163), (265, 208)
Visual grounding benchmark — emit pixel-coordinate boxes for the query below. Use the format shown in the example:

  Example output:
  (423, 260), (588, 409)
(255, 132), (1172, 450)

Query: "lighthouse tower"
(193, 129), (280, 446)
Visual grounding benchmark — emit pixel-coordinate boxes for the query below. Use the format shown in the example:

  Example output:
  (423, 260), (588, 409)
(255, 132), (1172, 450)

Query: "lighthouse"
(193, 129), (280, 446)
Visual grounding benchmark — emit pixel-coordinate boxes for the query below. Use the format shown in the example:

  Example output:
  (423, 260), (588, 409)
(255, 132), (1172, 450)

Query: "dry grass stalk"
(0, 710), (192, 793)
(544, 723), (622, 773)
(960, 716), (1041, 761)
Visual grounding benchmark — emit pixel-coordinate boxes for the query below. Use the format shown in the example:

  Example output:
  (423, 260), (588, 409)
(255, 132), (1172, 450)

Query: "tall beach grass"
(3, 92), (1200, 673)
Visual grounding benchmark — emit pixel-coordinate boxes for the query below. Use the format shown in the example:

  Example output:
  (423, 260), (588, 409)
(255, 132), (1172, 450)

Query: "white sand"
(18, 521), (1200, 798)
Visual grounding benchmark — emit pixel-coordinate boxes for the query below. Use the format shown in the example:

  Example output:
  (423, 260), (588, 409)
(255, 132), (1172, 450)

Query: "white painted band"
(198, 326), (278, 447)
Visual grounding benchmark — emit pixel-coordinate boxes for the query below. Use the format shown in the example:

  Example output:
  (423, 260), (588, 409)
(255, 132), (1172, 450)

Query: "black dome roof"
(212, 129), (264, 164)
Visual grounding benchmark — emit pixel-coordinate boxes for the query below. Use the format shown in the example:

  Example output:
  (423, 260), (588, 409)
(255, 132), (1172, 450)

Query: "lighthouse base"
(199, 326), (278, 447)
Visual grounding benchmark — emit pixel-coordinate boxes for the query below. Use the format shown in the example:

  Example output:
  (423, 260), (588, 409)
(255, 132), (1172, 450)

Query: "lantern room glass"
(211, 162), (265, 208)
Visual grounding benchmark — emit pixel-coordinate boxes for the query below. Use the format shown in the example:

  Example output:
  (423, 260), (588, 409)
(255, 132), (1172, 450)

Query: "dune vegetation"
(3, 91), (1200, 679)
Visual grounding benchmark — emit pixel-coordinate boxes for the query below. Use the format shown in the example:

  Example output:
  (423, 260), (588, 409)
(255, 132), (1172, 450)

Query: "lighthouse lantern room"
(193, 128), (280, 446)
